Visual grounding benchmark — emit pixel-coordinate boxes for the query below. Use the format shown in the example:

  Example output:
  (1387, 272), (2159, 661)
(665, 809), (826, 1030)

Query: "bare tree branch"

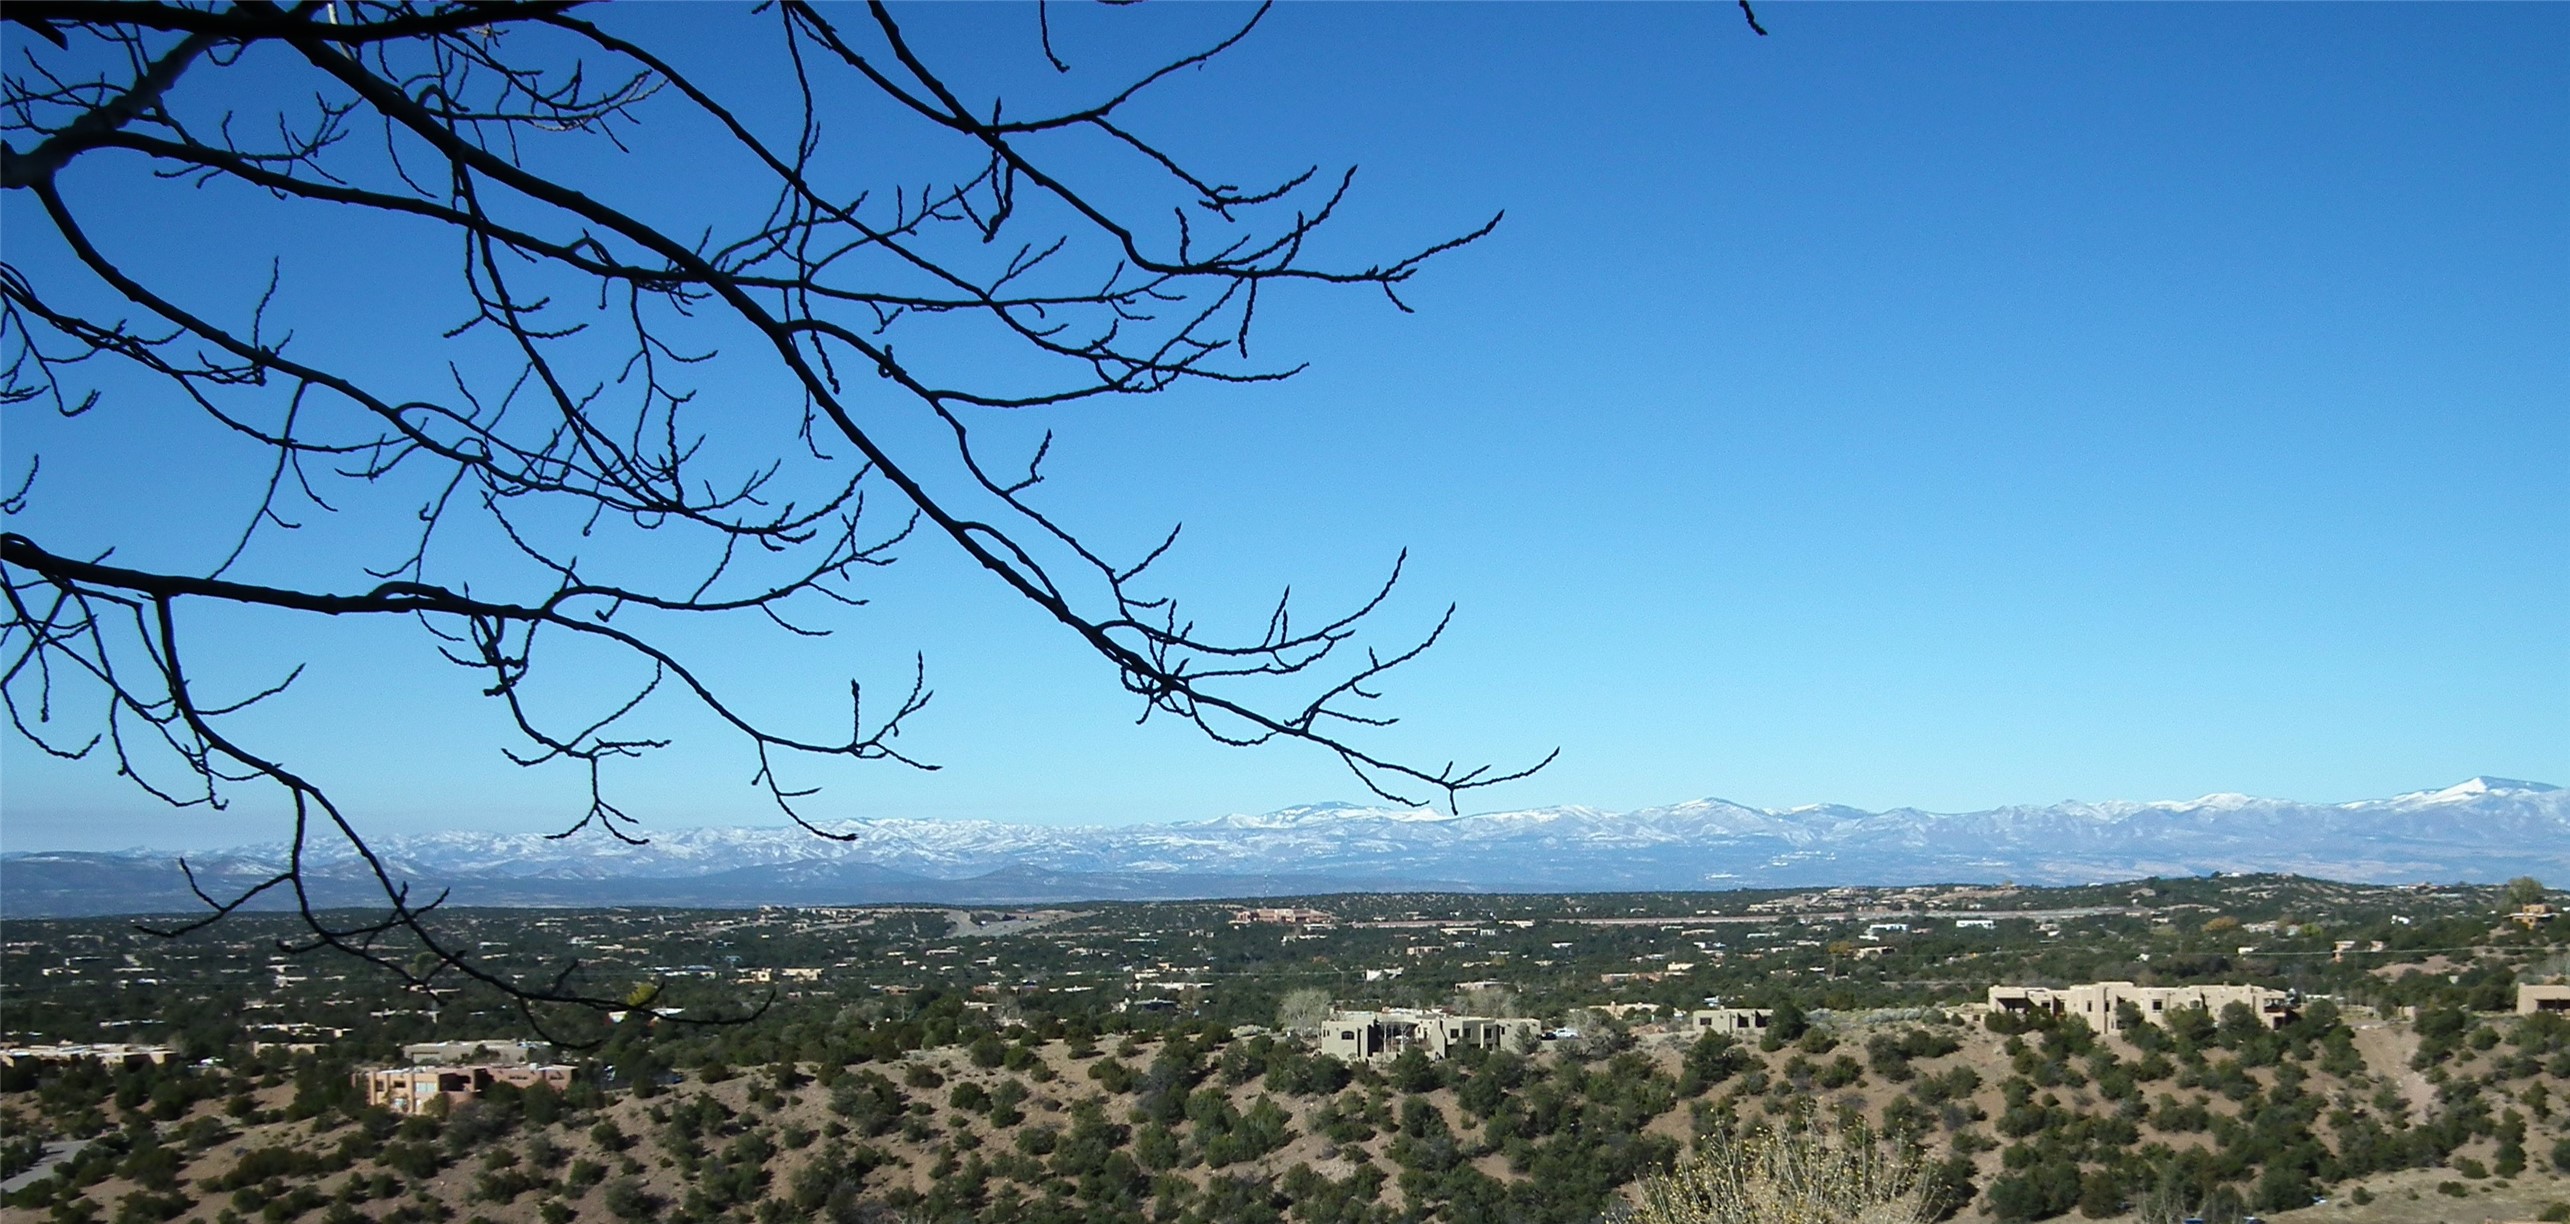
(1, 0), (1556, 1027)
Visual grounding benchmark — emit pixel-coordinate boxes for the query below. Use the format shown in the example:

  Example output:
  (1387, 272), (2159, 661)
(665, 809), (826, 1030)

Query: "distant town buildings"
(1230, 906), (1335, 928)
(0, 1043), (176, 1070)
(739, 967), (825, 983)
(1319, 1008), (1540, 1062)
(1987, 982), (2294, 1034)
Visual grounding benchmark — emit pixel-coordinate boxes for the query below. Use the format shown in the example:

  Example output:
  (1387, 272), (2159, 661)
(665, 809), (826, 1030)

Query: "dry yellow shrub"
(1628, 1124), (1931, 1224)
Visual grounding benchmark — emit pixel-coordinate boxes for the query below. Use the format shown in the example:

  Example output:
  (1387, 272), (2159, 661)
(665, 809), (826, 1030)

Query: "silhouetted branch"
(1, 0), (1560, 1026)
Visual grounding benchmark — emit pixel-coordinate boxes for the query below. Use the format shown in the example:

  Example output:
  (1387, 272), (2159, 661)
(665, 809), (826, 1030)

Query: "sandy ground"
(2262, 1163), (2570, 1224)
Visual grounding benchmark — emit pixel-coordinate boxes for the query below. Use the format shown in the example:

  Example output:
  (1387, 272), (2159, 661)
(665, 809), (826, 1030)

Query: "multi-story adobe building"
(358, 1038), (572, 1115)
(359, 1063), (574, 1115)
(1319, 1009), (1540, 1062)
(1986, 982), (2294, 1034)
(401, 1039), (552, 1066)
(0, 1043), (176, 1070)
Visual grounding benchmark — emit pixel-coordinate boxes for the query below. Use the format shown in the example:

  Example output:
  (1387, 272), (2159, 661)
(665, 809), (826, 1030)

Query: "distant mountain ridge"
(3, 777), (2562, 916)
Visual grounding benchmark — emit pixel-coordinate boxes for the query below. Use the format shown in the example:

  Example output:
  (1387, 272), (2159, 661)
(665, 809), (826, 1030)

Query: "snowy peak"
(2455, 775), (2557, 795)
(4, 779), (2564, 915)
(1178, 803), (1457, 831)
(2395, 776), (2562, 804)
(2182, 792), (2262, 809)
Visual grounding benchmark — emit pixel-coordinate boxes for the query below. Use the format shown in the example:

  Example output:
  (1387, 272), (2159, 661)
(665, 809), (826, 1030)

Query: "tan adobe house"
(359, 1062), (574, 1115)
(1686, 1008), (1774, 1035)
(359, 1038), (571, 1114)
(1319, 1009), (1540, 1062)
(2520, 983), (2570, 1016)
(1987, 982), (2294, 1034)
(401, 1039), (552, 1066)
(0, 1043), (177, 1070)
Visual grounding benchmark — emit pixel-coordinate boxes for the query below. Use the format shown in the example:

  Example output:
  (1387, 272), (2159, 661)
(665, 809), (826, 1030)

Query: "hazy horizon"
(5, 4), (2563, 857)
(5, 774), (2557, 855)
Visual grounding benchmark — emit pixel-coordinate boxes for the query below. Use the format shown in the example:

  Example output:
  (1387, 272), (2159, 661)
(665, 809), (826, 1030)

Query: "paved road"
(1, 1140), (90, 1195)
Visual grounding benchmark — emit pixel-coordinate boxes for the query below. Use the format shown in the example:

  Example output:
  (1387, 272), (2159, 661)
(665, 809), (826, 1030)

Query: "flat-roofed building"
(401, 1039), (552, 1066)
(0, 1043), (176, 1070)
(1987, 982), (2293, 1034)
(358, 1063), (573, 1115)
(2519, 984), (2570, 1016)
(1686, 1008), (1774, 1035)
(1319, 1009), (1539, 1062)
(1230, 907), (1335, 927)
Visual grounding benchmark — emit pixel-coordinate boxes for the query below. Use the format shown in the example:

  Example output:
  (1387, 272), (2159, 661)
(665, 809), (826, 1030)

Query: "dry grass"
(1629, 1123), (1930, 1224)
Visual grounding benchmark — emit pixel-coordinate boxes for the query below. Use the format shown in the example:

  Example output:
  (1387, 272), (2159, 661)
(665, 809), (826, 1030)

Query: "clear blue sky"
(3, 3), (2563, 850)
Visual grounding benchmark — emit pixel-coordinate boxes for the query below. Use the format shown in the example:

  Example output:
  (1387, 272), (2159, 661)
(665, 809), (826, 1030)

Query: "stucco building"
(1987, 982), (2293, 1034)
(401, 1039), (552, 1066)
(1686, 1008), (1774, 1036)
(0, 1043), (176, 1070)
(1230, 907), (1335, 927)
(358, 1038), (571, 1114)
(359, 1062), (574, 1115)
(1319, 1009), (1539, 1062)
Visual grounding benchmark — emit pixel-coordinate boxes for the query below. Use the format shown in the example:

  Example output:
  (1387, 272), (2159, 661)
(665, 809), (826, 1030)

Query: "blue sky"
(3, 3), (2563, 850)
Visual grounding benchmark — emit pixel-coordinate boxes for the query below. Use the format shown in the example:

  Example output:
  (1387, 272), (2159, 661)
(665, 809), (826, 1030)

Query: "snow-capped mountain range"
(3, 778), (2562, 916)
